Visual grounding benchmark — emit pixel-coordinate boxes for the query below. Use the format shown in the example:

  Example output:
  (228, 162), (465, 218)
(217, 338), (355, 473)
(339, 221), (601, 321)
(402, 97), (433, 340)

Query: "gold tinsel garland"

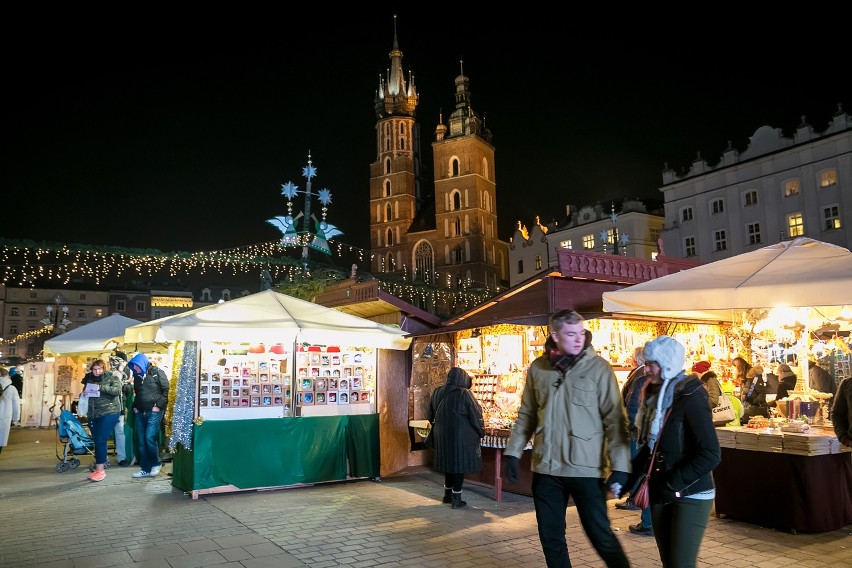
(164, 340), (183, 443)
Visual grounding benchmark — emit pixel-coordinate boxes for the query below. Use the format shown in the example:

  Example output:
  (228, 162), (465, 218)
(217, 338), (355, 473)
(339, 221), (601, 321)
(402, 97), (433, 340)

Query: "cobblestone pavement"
(2, 426), (851, 567)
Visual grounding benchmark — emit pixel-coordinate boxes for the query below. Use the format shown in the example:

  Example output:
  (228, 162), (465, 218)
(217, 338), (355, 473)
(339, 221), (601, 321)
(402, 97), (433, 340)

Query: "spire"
(374, 14), (418, 118)
(446, 58), (489, 141)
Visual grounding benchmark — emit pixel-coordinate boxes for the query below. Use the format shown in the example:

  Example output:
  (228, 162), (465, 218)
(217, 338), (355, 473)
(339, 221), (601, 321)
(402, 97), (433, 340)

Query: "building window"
(788, 213), (804, 238)
(453, 247), (463, 263)
(223, 290), (231, 301)
(136, 301), (145, 312)
(711, 199), (724, 214)
(77, 308), (86, 318)
(517, 259), (523, 274)
(784, 179), (800, 197)
(535, 255), (542, 270)
(384, 180), (391, 197)
(116, 300), (126, 311)
(454, 217), (461, 237)
(154, 310), (161, 319)
(823, 205), (841, 230)
(818, 169), (837, 188)
(201, 289), (211, 301)
(10, 324), (18, 335)
(684, 236), (696, 257)
(28, 307), (37, 317)
(8, 345), (16, 356)
(94, 308), (103, 318)
(451, 158), (460, 177)
(452, 192), (462, 210)
(681, 207), (693, 222)
(559, 239), (572, 249)
(714, 230), (727, 252)
(743, 190), (758, 206)
(384, 158), (391, 174)
(386, 228), (394, 246)
(10, 307), (18, 316)
(385, 203), (392, 221)
(650, 227), (661, 242)
(582, 234), (595, 249)
(168, 310), (175, 316)
(746, 222), (762, 245)
(79, 293), (87, 300)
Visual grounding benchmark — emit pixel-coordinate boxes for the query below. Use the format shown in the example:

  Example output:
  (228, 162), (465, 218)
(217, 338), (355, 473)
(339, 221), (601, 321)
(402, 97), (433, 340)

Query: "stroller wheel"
(56, 462), (70, 473)
(69, 458), (80, 469)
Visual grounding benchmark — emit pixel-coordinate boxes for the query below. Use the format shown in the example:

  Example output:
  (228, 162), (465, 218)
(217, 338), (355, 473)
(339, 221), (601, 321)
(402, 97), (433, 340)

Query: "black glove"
(505, 456), (520, 484)
(606, 471), (629, 494)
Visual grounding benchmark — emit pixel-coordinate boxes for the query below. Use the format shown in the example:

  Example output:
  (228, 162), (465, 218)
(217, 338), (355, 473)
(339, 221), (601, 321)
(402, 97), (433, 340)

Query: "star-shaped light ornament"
(302, 164), (317, 180)
(620, 233), (630, 246)
(600, 230), (608, 243)
(610, 211), (618, 223)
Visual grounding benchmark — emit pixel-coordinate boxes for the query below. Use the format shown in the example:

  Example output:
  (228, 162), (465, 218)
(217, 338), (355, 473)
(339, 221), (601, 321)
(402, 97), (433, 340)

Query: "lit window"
(818, 169), (837, 188)
(536, 255), (542, 270)
(681, 207), (693, 222)
(650, 227), (661, 241)
(684, 236), (696, 257)
(711, 199), (724, 214)
(746, 222), (762, 245)
(788, 213), (804, 237)
(784, 179), (800, 197)
(94, 308), (103, 318)
(559, 240), (572, 249)
(714, 230), (727, 252)
(582, 234), (595, 249)
(743, 190), (758, 206)
(823, 205), (841, 230)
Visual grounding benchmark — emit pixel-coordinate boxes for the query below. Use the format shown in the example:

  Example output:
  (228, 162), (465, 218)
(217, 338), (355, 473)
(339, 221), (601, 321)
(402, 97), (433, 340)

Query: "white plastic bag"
(77, 394), (89, 417)
(712, 393), (735, 423)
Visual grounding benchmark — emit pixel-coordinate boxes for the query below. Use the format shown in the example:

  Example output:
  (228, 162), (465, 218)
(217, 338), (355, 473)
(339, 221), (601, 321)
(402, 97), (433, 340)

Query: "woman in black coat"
(427, 367), (485, 509)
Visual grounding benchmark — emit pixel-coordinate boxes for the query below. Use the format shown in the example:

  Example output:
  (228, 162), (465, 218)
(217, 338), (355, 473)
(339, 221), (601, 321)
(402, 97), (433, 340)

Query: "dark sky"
(4, 8), (849, 258)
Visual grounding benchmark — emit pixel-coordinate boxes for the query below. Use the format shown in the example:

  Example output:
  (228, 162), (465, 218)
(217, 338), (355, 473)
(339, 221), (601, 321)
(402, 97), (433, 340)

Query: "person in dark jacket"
(427, 366), (485, 509)
(8, 367), (24, 397)
(129, 353), (169, 479)
(768, 364), (798, 410)
(741, 365), (769, 421)
(81, 359), (124, 482)
(832, 376), (852, 448)
(632, 336), (721, 568)
(808, 360), (836, 410)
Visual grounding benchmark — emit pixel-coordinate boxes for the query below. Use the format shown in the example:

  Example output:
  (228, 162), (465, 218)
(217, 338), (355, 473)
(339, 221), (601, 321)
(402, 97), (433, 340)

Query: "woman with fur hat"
(630, 336), (721, 568)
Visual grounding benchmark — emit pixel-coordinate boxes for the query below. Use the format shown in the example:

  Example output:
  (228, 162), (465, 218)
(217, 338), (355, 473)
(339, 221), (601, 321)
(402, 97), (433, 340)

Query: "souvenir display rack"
(295, 345), (375, 416)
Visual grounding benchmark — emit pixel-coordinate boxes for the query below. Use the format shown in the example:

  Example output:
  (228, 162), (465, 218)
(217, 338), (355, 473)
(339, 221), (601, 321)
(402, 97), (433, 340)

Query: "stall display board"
(296, 345), (375, 417)
(197, 342), (293, 419)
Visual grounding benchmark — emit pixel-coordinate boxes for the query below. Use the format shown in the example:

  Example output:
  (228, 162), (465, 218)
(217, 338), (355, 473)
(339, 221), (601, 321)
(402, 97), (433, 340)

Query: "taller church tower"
(369, 17), (508, 297)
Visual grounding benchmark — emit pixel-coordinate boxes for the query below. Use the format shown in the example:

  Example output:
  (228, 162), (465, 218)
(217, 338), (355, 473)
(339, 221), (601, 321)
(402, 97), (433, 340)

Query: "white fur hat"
(643, 336), (686, 380)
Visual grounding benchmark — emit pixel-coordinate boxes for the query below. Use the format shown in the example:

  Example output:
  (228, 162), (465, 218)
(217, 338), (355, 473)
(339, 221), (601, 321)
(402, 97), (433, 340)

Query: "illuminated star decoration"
(620, 232), (630, 246)
(302, 163), (317, 180)
(600, 230), (608, 243)
(610, 211), (618, 223)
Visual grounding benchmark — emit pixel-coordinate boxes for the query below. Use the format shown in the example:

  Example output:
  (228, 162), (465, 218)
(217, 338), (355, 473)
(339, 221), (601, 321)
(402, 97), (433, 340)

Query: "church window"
(385, 203), (392, 221)
(454, 217), (461, 236)
(415, 241), (435, 284)
(451, 158), (460, 177)
(384, 158), (391, 175)
(453, 192), (461, 210)
(384, 180), (391, 197)
(386, 229), (394, 246)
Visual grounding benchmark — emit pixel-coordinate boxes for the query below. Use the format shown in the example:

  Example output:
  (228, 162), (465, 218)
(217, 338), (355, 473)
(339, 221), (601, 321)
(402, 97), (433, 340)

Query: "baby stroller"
(52, 406), (96, 473)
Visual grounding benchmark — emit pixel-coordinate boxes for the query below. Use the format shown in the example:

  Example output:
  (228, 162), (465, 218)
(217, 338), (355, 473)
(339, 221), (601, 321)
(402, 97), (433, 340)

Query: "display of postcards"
(230, 388), (239, 397)
(241, 366), (252, 378)
(262, 396), (272, 406)
(342, 354), (350, 364)
(223, 366), (231, 375)
(322, 369), (331, 377)
(315, 378), (326, 391)
(259, 373), (269, 382)
(270, 373), (280, 382)
(251, 396), (261, 407)
(240, 398), (250, 407)
(211, 373), (221, 382)
(200, 385), (209, 395)
(321, 355), (330, 366)
(327, 391), (338, 404)
(201, 372), (210, 381)
(283, 403), (291, 415)
(262, 384), (271, 394)
(353, 353), (363, 364)
(273, 396), (283, 406)
(315, 392), (327, 405)
(332, 369), (341, 378)
(270, 361), (280, 373)
(300, 378), (313, 391)
(251, 384), (260, 394)
(297, 353), (307, 366)
(284, 388), (291, 402)
(222, 399), (231, 408)
(273, 384), (282, 394)
(339, 379), (349, 391)
(222, 378), (231, 387)
(360, 391), (370, 402)
(350, 390), (360, 403)
(331, 355), (340, 366)
(338, 392), (350, 404)
(211, 398), (221, 407)
(299, 391), (314, 405)
(231, 365), (240, 376)
(310, 353), (321, 365)
(354, 367), (363, 377)
(200, 398), (208, 407)
(328, 378), (338, 390)
(310, 367), (320, 377)
(258, 361), (269, 372)
(241, 387), (250, 397)
(343, 367), (352, 378)
(211, 385), (221, 395)
(351, 377), (363, 390)
(298, 367), (308, 377)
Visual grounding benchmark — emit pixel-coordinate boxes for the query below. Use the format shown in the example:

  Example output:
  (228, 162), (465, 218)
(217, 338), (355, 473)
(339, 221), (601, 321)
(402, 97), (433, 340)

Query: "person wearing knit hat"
(691, 361), (711, 377)
(769, 364), (798, 408)
(742, 366), (769, 421)
(630, 335), (720, 567)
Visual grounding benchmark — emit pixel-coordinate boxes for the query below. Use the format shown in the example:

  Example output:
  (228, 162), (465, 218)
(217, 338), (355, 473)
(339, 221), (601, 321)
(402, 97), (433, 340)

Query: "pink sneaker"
(89, 469), (106, 482)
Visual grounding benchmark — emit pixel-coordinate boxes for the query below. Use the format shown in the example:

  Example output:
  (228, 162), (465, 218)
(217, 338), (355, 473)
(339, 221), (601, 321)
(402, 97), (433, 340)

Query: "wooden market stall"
(123, 290), (412, 498)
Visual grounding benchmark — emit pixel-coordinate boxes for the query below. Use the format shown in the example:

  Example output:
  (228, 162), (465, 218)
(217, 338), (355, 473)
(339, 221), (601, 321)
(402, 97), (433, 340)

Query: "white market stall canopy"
(123, 289), (412, 350)
(44, 313), (143, 358)
(602, 238), (852, 324)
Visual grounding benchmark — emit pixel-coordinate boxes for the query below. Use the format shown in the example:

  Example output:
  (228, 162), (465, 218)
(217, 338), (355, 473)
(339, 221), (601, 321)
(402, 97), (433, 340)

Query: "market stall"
(123, 289), (411, 498)
(602, 237), (852, 531)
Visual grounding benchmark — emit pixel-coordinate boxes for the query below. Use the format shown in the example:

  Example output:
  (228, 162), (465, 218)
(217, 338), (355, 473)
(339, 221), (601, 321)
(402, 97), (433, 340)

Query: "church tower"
(369, 17), (508, 298)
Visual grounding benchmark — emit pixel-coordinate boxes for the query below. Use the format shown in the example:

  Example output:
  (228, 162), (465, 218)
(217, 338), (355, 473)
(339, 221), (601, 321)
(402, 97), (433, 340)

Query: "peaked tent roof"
(124, 289), (411, 350)
(44, 313), (143, 358)
(602, 237), (852, 322)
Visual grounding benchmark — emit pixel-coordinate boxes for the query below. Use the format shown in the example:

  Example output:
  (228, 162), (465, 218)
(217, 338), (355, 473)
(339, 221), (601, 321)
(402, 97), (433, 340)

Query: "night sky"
(4, 8), (849, 259)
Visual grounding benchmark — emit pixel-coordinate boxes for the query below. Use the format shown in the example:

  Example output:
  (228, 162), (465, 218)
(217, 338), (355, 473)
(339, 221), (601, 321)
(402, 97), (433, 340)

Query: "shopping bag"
(632, 476), (651, 509)
(712, 393), (735, 423)
(77, 394), (89, 417)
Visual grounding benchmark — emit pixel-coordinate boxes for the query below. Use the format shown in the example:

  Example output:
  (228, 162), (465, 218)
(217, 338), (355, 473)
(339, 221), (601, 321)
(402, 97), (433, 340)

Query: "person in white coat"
(1, 368), (23, 457)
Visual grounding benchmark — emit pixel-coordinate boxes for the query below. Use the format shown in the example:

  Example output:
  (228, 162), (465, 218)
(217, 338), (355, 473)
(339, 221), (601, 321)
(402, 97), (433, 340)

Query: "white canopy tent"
(44, 313), (143, 358)
(123, 289), (412, 351)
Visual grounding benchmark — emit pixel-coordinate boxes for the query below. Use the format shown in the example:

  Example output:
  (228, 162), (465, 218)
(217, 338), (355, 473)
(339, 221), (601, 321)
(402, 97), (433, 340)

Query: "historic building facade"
(368, 18), (509, 298)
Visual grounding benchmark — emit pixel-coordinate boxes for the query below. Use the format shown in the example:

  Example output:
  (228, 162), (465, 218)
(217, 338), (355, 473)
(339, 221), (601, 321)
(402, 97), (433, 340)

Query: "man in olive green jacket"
(505, 309), (630, 568)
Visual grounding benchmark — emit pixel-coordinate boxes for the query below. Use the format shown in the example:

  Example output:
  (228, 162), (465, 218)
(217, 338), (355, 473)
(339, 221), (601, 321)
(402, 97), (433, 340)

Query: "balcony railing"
(557, 249), (698, 284)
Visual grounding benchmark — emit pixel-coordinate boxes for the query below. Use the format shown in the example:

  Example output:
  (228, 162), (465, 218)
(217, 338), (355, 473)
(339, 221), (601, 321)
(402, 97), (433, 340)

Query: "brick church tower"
(369, 16), (508, 302)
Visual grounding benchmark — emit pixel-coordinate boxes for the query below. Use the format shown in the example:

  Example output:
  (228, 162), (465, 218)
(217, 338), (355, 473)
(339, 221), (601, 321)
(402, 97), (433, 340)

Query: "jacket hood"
(128, 353), (150, 376)
(446, 367), (472, 389)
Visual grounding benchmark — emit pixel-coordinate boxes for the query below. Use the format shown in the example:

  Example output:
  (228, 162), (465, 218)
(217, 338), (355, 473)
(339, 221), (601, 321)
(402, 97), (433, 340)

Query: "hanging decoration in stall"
(168, 340), (197, 452)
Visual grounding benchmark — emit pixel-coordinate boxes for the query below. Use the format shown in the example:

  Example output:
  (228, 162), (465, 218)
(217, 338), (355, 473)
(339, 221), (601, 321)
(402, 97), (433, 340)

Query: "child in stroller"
(52, 406), (101, 473)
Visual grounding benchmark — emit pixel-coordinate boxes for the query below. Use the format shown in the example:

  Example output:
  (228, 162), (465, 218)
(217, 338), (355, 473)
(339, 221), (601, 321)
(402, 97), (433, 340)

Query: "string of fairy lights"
(0, 238), (497, 315)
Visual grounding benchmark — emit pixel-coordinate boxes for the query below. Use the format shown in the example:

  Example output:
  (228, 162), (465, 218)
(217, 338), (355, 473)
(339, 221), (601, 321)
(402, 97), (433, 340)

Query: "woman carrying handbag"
(629, 336), (721, 568)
